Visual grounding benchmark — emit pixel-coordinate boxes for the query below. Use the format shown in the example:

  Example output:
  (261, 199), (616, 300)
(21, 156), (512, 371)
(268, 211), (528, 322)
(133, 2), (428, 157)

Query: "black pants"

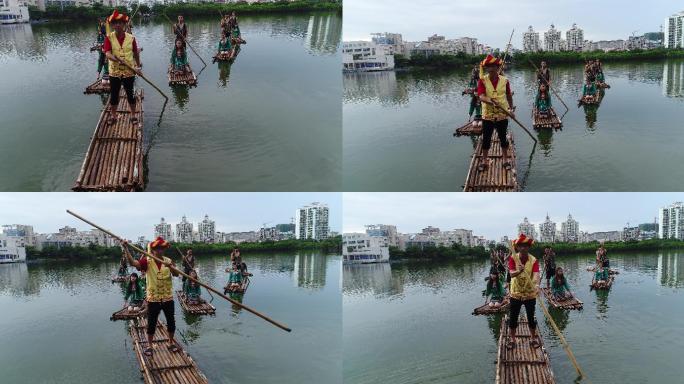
(147, 300), (175, 336)
(509, 297), (536, 330)
(482, 119), (509, 151)
(182, 266), (192, 282)
(110, 76), (136, 107)
(602, 260), (610, 268)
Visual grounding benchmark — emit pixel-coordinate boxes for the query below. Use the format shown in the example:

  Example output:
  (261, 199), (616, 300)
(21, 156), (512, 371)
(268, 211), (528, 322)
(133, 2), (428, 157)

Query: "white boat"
(0, 235), (27, 263)
(0, 5), (29, 25)
(342, 233), (390, 264)
(342, 41), (395, 72)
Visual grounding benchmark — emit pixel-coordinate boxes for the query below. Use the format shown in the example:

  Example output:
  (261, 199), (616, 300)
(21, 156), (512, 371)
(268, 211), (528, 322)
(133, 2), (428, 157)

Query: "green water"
(343, 251), (684, 384)
(343, 60), (684, 191)
(0, 13), (342, 191)
(0, 252), (342, 384)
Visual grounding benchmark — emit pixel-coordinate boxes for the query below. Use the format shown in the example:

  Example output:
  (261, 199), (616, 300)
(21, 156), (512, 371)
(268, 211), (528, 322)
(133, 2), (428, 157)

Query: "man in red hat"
(122, 236), (180, 357)
(506, 233), (540, 349)
(103, 10), (142, 126)
(477, 54), (515, 172)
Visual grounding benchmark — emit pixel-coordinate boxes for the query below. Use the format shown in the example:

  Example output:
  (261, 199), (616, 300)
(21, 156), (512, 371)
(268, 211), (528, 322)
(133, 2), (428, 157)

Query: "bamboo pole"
(109, 52), (169, 101)
(498, 29), (514, 75)
(528, 59), (570, 113)
(66, 210), (292, 333)
(164, 14), (208, 67)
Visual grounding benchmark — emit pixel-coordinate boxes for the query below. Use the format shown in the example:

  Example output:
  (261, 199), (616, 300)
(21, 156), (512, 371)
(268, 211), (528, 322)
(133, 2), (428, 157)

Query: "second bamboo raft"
(84, 78), (111, 94)
(496, 315), (555, 384)
(168, 67), (197, 86)
(454, 120), (482, 136)
(111, 303), (147, 321)
(532, 108), (562, 130)
(541, 288), (583, 310)
(464, 132), (519, 192)
(590, 275), (614, 290)
(472, 296), (510, 315)
(73, 89), (144, 192)
(176, 291), (216, 315)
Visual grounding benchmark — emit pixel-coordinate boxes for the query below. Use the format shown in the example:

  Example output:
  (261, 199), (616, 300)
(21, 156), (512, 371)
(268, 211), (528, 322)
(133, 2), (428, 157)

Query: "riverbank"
(30, 0), (340, 21)
(389, 244), (488, 260)
(26, 236), (342, 261)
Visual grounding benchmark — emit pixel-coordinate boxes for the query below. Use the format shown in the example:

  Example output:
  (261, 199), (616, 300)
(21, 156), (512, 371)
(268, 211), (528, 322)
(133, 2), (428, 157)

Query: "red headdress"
(107, 10), (129, 24)
(512, 233), (534, 247)
(481, 54), (502, 67)
(149, 236), (170, 250)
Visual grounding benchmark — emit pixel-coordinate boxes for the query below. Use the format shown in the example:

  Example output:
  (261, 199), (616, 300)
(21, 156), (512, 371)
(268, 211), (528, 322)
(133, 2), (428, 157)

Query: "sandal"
(530, 338), (540, 349)
(168, 343), (180, 353)
(131, 116), (139, 124)
(143, 347), (153, 357)
(506, 340), (515, 350)
(503, 162), (512, 170)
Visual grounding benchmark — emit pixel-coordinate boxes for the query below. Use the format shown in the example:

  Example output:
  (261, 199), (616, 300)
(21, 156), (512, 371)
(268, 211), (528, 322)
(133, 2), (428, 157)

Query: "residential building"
(175, 215), (194, 243)
(154, 218), (173, 241)
(538, 215), (556, 243)
(342, 41), (395, 72)
(222, 231), (259, 244)
(523, 25), (540, 52)
(560, 214), (580, 242)
(404, 234), (437, 250)
(544, 24), (562, 52)
(365, 224), (399, 247)
(438, 229), (474, 247)
(665, 11), (684, 49)
(421, 226), (440, 236)
(659, 202), (684, 240)
(197, 215), (215, 243)
(566, 23), (584, 51)
(622, 226), (640, 241)
(517, 217), (536, 239)
(371, 32), (405, 56)
(295, 202), (329, 241)
(34, 226), (114, 250)
(591, 39), (627, 52)
(342, 233), (389, 264)
(258, 227), (279, 242)
(1, 224), (35, 247)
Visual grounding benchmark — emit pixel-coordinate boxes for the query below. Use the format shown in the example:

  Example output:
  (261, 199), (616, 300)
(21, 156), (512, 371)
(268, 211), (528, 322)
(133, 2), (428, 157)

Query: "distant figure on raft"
(550, 267), (575, 301)
(170, 39), (190, 75)
(485, 270), (506, 308)
(124, 272), (146, 310)
(173, 15), (188, 48)
(183, 269), (205, 305)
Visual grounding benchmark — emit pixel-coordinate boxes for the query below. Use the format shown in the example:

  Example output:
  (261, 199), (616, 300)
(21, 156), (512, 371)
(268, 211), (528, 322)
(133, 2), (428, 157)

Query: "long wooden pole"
(528, 59), (570, 113)
(109, 53), (169, 101)
(489, 98), (538, 143)
(164, 14), (208, 67)
(66, 210), (292, 332)
(498, 29), (515, 75)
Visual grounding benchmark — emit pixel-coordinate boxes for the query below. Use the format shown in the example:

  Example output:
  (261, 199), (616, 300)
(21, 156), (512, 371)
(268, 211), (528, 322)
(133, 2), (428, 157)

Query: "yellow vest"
(481, 75), (510, 121)
(146, 256), (173, 302)
(510, 253), (537, 300)
(108, 31), (135, 78)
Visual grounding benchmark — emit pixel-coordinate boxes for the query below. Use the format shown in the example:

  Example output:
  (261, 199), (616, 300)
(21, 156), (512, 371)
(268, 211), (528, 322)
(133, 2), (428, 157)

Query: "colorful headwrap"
(512, 233), (534, 247)
(149, 236), (170, 250)
(481, 54), (502, 67)
(107, 10), (129, 24)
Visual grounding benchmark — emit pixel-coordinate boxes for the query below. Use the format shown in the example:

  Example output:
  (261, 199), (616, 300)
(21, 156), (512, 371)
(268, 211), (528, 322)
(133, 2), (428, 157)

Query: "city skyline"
(0, 193), (341, 240)
(344, 0), (676, 49)
(343, 193), (681, 240)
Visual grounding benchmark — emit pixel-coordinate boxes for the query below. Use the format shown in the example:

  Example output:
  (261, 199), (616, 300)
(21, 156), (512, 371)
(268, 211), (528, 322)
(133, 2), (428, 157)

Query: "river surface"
(343, 60), (684, 191)
(0, 13), (342, 191)
(343, 251), (684, 384)
(0, 252), (341, 384)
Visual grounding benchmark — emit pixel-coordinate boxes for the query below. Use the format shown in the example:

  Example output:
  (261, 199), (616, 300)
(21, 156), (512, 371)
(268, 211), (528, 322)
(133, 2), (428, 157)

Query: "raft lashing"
(496, 315), (555, 384)
(213, 46), (241, 63)
(464, 132), (519, 192)
(541, 288), (583, 310)
(532, 108), (562, 130)
(129, 317), (209, 384)
(111, 303), (147, 321)
(168, 67), (197, 86)
(454, 120), (483, 136)
(84, 78), (111, 94)
(176, 291), (216, 315)
(472, 296), (510, 315)
(223, 275), (250, 295)
(73, 89), (144, 192)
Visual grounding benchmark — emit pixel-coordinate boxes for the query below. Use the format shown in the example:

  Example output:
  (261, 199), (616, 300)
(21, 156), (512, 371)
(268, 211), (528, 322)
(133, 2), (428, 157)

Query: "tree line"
(513, 48), (684, 65)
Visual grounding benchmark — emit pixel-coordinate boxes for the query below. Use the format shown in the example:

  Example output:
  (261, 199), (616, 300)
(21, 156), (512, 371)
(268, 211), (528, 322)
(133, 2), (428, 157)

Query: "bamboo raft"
(496, 315), (555, 384)
(472, 296), (510, 315)
(73, 89), (144, 192)
(84, 78), (111, 94)
(541, 288), (583, 310)
(586, 266), (619, 275)
(111, 303), (147, 321)
(532, 108), (562, 130)
(212, 49), (237, 63)
(129, 317), (208, 384)
(454, 121), (482, 136)
(591, 275), (614, 290)
(176, 291), (216, 315)
(168, 67), (197, 86)
(224, 275), (250, 294)
(464, 133), (519, 192)
(579, 95), (599, 105)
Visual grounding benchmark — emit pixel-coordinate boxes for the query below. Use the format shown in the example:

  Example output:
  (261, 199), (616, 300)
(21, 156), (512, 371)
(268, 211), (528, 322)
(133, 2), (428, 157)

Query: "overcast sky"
(0, 193), (341, 239)
(344, 0), (676, 48)
(343, 193), (682, 240)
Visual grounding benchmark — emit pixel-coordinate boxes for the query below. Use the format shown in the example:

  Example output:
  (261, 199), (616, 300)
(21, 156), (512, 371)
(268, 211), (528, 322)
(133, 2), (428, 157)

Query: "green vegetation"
(531, 238), (684, 255)
(513, 48), (684, 66)
(389, 243), (489, 260)
(26, 237), (341, 261)
(34, 0), (340, 21)
(395, 52), (484, 70)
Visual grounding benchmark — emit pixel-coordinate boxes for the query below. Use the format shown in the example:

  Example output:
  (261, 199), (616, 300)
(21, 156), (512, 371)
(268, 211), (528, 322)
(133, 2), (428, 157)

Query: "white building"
(342, 233), (389, 264)
(175, 215), (194, 243)
(659, 202), (684, 240)
(0, 234), (26, 263)
(437, 229), (474, 247)
(154, 218), (173, 241)
(622, 226), (640, 241)
(538, 215), (556, 243)
(665, 11), (684, 49)
(35, 226), (114, 250)
(0, 0), (29, 24)
(560, 214), (580, 243)
(365, 224), (399, 247)
(197, 215), (215, 243)
(2, 224), (35, 247)
(566, 23), (584, 52)
(296, 202), (329, 241)
(342, 41), (395, 72)
(517, 217), (537, 239)
(523, 26), (540, 52)
(544, 24), (562, 52)
(371, 32), (405, 56)
(258, 227), (279, 242)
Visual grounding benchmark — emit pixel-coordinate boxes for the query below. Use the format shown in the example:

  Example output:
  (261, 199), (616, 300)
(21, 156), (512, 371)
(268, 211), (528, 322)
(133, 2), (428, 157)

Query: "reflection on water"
(663, 60), (684, 98)
(659, 252), (684, 288)
(293, 253), (328, 289)
(0, 263), (29, 296)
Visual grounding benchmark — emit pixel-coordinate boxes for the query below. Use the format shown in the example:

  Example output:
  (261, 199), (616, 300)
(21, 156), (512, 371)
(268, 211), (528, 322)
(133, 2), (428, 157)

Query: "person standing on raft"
(537, 60), (551, 86)
(173, 15), (188, 48)
(507, 234), (541, 349)
(477, 54), (515, 172)
(103, 10), (142, 126)
(122, 237), (181, 356)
